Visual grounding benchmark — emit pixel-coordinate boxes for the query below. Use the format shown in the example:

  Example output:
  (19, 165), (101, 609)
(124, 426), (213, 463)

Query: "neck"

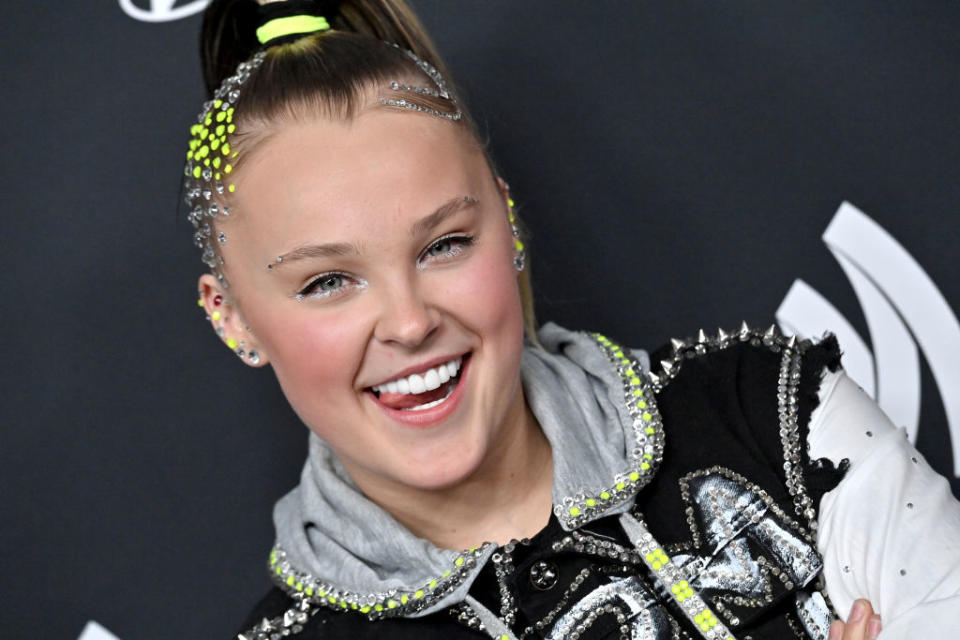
(347, 395), (554, 550)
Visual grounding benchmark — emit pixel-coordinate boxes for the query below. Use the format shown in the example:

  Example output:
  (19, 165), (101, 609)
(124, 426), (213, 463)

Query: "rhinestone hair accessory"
(184, 51), (266, 288)
(381, 47), (462, 121)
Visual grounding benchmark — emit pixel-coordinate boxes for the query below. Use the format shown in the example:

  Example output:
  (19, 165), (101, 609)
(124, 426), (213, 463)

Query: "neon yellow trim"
(257, 15), (330, 45)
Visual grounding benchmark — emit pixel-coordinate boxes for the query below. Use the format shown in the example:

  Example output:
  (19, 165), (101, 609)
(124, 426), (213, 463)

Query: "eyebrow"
(410, 195), (478, 237)
(271, 196), (478, 268)
(274, 242), (359, 266)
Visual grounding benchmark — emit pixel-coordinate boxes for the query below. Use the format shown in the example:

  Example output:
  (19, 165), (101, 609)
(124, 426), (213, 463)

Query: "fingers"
(829, 620), (845, 640)
(832, 600), (883, 640)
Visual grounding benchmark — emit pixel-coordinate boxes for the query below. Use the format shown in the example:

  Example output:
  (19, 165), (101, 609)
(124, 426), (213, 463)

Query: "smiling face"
(201, 105), (529, 492)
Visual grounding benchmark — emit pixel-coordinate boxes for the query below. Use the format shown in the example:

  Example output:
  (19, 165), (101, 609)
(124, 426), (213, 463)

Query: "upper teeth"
(372, 357), (463, 395)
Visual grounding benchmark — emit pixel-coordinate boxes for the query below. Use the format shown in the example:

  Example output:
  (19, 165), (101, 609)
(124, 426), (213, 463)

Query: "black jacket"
(237, 329), (845, 640)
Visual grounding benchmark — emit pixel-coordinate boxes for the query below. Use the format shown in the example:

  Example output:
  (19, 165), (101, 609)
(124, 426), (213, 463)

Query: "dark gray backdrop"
(2, 2), (958, 638)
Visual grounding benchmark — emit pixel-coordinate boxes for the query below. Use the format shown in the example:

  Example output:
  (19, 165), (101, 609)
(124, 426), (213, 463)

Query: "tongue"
(377, 381), (452, 409)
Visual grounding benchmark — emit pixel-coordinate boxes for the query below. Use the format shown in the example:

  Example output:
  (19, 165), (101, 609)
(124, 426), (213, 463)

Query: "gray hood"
(268, 323), (661, 618)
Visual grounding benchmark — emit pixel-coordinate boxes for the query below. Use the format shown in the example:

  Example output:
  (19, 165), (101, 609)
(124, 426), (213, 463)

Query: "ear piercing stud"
(230, 339), (262, 365)
(508, 197), (525, 272)
(198, 293), (261, 365)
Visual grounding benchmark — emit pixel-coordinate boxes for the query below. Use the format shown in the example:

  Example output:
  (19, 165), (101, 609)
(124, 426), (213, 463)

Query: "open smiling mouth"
(368, 355), (468, 412)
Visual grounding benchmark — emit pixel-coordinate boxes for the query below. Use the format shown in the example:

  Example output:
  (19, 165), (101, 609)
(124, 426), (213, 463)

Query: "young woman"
(183, 1), (960, 639)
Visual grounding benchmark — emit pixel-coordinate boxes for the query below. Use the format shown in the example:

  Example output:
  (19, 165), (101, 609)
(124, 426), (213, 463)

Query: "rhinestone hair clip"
(183, 52), (267, 289)
(380, 46), (462, 121)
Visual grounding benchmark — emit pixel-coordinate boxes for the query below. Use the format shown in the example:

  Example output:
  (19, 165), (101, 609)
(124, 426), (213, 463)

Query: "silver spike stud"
(717, 328), (730, 342)
(648, 372), (661, 386)
(283, 610), (299, 627)
(764, 324), (778, 340)
(739, 321), (751, 338)
(786, 335), (798, 349)
(671, 338), (687, 353)
(661, 360), (675, 375)
(697, 328), (708, 344)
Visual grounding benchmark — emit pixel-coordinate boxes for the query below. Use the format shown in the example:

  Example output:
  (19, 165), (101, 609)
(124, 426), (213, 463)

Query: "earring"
(200, 290), (260, 364)
(508, 197), (525, 272)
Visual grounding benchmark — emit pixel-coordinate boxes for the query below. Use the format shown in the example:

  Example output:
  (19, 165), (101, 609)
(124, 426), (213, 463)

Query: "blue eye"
(427, 239), (455, 256)
(316, 275), (343, 291)
(420, 235), (475, 264)
(297, 273), (356, 300)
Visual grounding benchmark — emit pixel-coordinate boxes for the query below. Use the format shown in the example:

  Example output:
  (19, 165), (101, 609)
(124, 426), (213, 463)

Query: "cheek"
(251, 306), (367, 409)
(442, 239), (525, 344)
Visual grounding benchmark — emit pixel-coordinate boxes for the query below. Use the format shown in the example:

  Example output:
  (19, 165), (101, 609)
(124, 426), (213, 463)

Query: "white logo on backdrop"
(77, 622), (121, 640)
(776, 202), (960, 477)
(119, 0), (209, 22)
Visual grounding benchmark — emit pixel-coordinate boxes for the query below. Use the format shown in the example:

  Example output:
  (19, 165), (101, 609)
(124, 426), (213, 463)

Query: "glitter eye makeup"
(417, 234), (476, 269)
(292, 233), (475, 302)
(295, 273), (368, 302)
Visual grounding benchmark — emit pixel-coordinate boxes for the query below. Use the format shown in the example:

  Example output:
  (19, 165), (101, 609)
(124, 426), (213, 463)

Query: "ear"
(197, 274), (270, 367)
(495, 176), (525, 271)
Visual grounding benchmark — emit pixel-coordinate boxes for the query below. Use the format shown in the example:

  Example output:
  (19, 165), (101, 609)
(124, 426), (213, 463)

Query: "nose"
(373, 277), (441, 348)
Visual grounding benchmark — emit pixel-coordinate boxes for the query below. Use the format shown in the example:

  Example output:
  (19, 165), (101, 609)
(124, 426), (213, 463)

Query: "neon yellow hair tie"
(256, 15), (330, 45)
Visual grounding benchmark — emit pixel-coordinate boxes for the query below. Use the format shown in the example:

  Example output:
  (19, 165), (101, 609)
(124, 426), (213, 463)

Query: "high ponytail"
(200, 0), (450, 98)
(200, 0), (261, 96)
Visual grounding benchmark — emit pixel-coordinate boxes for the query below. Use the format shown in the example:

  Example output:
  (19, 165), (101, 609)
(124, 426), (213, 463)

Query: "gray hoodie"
(270, 323), (652, 618)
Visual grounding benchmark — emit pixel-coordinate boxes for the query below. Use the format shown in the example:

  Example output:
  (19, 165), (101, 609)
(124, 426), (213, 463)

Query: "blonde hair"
(198, 0), (537, 336)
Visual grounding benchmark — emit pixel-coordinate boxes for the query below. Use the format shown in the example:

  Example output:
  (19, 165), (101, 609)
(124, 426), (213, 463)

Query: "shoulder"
(642, 323), (846, 523)
(646, 325), (840, 440)
(647, 324), (841, 392)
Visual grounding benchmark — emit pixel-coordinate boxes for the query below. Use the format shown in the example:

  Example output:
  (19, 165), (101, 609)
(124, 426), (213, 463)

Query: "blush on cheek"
(458, 249), (524, 328)
(256, 310), (366, 418)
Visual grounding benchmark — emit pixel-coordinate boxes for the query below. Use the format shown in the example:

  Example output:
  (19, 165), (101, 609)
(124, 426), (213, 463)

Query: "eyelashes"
(295, 234), (476, 301)
(417, 233), (475, 268)
(296, 273), (357, 301)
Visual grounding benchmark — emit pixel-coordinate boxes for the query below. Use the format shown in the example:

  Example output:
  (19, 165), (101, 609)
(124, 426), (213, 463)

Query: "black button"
(529, 561), (559, 591)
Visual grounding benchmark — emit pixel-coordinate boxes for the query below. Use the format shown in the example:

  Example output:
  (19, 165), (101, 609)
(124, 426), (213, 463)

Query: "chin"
(391, 439), (488, 491)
